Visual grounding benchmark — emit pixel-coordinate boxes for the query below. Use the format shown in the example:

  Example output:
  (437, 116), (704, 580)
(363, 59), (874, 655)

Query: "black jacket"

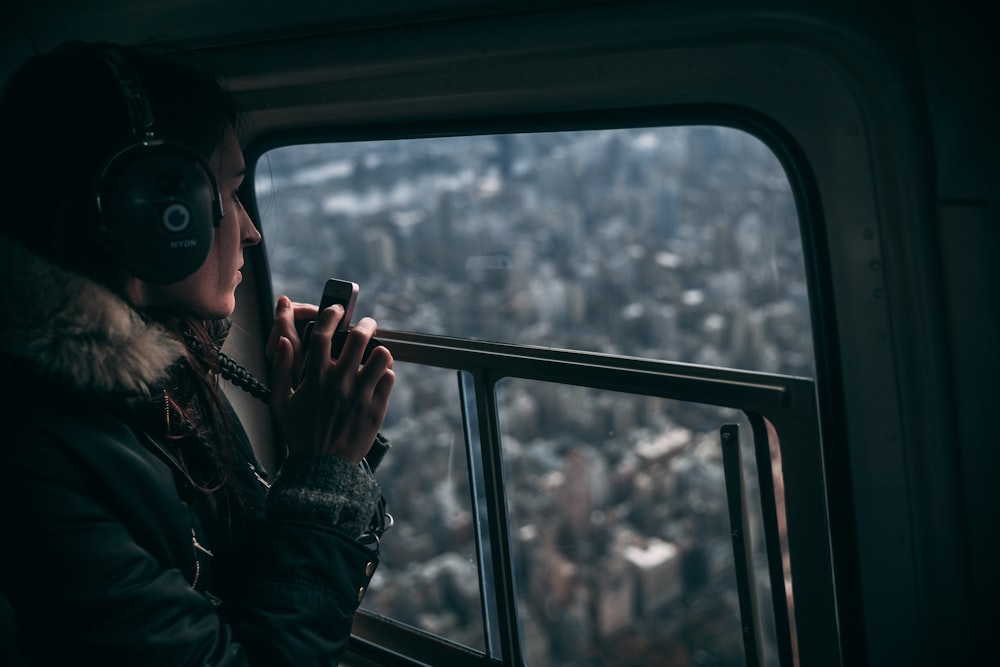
(0, 233), (384, 666)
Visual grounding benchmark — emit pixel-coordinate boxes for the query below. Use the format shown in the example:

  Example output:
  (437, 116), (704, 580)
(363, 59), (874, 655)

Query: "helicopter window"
(256, 126), (813, 379)
(254, 125), (817, 666)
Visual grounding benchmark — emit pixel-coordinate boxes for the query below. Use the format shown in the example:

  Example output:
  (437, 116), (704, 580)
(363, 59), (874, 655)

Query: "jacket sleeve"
(0, 413), (383, 667)
(226, 453), (383, 666)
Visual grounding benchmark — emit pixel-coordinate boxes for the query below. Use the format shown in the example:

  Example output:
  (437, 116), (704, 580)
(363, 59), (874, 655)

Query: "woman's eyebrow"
(230, 166), (247, 180)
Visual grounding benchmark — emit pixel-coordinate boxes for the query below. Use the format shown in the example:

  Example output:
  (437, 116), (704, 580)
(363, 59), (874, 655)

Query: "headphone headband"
(89, 42), (223, 285)
(98, 46), (156, 141)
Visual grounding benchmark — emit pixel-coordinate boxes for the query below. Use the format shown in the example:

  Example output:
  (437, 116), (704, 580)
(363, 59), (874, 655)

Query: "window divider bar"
(747, 412), (797, 666)
(721, 423), (764, 667)
(376, 329), (800, 413)
(458, 371), (503, 658)
(757, 411), (839, 666)
(469, 369), (523, 666)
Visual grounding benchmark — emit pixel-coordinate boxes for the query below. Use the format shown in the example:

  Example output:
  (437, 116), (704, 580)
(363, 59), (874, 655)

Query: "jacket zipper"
(191, 528), (214, 590)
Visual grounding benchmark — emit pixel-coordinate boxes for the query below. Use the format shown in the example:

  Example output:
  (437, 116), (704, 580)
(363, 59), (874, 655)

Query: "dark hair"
(0, 40), (239, 288)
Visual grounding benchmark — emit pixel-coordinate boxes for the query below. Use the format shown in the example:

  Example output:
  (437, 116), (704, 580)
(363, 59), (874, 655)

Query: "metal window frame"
(349, 330), (836, 667)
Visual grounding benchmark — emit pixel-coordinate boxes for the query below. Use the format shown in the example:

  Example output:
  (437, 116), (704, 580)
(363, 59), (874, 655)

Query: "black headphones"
(93, 45), (223, 284)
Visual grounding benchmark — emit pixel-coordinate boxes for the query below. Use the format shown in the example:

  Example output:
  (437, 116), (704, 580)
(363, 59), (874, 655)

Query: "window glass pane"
(359, 362), (484, 650)
(496, 379), (778, 667)
(254, 126), (810, 659)
(256, 126), (813, 377)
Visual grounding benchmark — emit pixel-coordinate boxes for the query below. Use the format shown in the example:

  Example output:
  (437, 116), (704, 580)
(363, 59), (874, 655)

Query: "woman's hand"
(268, 296), (395, 464)
(266, 296), (319, 381)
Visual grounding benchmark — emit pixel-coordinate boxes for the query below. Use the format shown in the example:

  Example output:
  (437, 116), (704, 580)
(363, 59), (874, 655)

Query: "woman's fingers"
(334, 317), (377, 371)
(266, 296), (291, 360)
(372, 362), (396, 411)
(269, 305), (395, 464)
(356, 344), (394, 400)
(267, 296), (321, 364)
(269, 335), (294, 404)
(302, 304), (343, 384)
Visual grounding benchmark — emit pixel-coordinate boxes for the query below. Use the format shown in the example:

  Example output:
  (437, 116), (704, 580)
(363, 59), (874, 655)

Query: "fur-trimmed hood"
(0, 232), (186, 397)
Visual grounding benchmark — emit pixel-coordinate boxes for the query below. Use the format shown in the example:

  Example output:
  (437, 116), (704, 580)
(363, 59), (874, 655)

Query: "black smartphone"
(303, 278), (379, 363)
(319, 278), (359, 330)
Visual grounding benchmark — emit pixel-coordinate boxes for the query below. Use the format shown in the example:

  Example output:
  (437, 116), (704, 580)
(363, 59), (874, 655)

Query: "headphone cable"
(182, 329), (272, 403)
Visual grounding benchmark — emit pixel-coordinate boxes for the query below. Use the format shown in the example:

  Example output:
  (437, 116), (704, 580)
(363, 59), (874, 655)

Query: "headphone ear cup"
(96, 142), (222, 284)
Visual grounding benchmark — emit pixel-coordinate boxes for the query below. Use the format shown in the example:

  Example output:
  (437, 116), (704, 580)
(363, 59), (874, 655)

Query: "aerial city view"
(257, 125), (813, 666)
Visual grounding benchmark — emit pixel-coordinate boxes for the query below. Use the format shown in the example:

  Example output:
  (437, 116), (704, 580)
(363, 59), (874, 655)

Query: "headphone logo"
(162, 204), (192, 234)
(93, 46), (223, 284)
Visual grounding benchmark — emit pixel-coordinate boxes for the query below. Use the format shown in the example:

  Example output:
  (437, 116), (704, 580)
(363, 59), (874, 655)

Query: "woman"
(0, 41), (395, 665)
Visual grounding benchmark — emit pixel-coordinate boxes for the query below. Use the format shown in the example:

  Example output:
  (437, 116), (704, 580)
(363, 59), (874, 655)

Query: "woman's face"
(127, 126), (261, 318)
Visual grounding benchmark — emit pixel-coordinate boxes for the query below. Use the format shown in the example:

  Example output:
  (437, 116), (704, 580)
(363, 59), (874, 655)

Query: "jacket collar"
(0, 232), (186, 397)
